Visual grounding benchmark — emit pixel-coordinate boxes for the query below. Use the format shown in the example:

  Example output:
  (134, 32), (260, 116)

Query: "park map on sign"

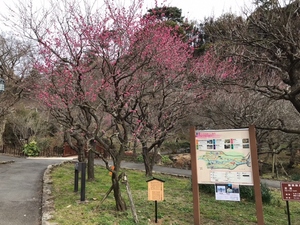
(195, 129), (253, 185)
(198, 151), (251, 170)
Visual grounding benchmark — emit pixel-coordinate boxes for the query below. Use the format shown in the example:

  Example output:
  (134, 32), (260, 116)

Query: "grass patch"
(49, 163), (300, 225)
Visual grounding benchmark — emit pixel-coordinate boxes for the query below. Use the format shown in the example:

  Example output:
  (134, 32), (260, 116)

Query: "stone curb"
(0, 160), (15, 164)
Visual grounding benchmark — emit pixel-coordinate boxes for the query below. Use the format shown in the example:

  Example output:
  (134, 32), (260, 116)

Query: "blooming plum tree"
(7, 0), (239, 211)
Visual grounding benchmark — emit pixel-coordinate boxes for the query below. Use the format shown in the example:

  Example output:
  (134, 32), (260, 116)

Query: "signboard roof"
(146, 177), (165, 183)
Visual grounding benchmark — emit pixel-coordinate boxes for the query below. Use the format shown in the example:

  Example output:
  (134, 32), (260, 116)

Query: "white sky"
(0, 0), (254, 32)
(147, 0), (253, 21)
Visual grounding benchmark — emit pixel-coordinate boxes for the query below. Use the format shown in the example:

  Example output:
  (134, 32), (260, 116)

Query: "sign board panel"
(281, 182), (300, 201)
(195, 129), (253, 185)
(147, 179), (164, 201)
(215, 183), (240, 201)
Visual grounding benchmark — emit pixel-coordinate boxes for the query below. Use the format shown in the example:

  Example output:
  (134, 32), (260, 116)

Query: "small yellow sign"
(147, 178), (164, 201)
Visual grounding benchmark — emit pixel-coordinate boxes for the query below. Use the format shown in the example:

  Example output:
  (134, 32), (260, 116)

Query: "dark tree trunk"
(288, 148), (296, 168)
(78, 147), (85, 162)
(142, 147), (154, 177)
(87, 150), (95, 181)
(132, 139), (138, 155)
(112, 172), (127, 211)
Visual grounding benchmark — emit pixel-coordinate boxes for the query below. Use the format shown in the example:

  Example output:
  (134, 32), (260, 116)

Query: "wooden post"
(249, 125), (265, 225)
(123, 174), (139, 224)
(272, 149), (275, 176)
(190, 127), (201, 225)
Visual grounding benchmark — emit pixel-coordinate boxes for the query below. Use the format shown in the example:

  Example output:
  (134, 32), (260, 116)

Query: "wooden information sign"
(190, 126), (264, 225)
(281, 182), (300, 201)
(147, 178), (165, 201)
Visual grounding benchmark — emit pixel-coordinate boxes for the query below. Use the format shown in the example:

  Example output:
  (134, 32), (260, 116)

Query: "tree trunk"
(87, 150), (95, 181)
(142, 147), (154, 177)
(288, 148), (296, 168)
(132, 139), (138, 155)
(272, 149), (275, 176)
(112, 172), (127, 211)
(0, 118), (6, 152)
(78, 148), (85, 162)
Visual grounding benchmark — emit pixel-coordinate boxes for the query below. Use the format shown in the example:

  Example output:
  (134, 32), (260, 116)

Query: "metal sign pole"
(74, 162), (79, 192)
(286, 201), (291, 225)
(155, 200), (158, 223)
(80, 162), (86, 201)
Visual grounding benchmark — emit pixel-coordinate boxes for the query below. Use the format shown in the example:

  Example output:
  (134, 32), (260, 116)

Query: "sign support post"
(249, 125), (264, 225)
(286, 201), (291, 225)
(80, 162), (86, 202)
(155, 200), (158, 223)
(190, 127), (201, 225)
(74, 162), (80, 192)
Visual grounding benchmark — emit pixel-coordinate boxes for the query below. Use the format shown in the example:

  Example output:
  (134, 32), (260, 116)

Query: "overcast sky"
(147, 0), (253, 21)
(0, 0), (254, 32)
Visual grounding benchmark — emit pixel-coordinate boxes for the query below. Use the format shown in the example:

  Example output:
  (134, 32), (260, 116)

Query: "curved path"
(0, 155), (72, 225)
(0, 154), (281, 225)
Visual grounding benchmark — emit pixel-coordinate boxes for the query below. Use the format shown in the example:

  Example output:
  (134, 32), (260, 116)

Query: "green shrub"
(136, 154), (143, 163)
(239, 184), (272, 204)
(161, 155), (173, 165)
(260, 183), (272, 204)
(162, 140), (190, 153)
(23, 140), (40, 156)
(199, 184), (215, 194)
(291, 173), (300, 181)
(178, 141), (190, 148)
(239, 185), (254, 201)
(162, 141), (178, 150)
(135, 153), (172, 165)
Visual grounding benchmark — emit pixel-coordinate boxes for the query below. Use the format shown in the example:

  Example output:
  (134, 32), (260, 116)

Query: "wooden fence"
(1, 145), (64, 157)
(1, 142), (107, 158)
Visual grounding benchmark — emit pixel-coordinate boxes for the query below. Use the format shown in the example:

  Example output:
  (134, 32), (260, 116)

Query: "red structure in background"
(63, 142), (109, 158)
(63, 143), (77, 156)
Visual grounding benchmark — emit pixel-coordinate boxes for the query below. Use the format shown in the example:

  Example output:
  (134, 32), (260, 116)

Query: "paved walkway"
(0, 154), (282, 225)
(0, 154), (73, 225)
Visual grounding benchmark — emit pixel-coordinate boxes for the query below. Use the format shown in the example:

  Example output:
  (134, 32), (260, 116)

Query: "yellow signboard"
(147, 178), (164, 201)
